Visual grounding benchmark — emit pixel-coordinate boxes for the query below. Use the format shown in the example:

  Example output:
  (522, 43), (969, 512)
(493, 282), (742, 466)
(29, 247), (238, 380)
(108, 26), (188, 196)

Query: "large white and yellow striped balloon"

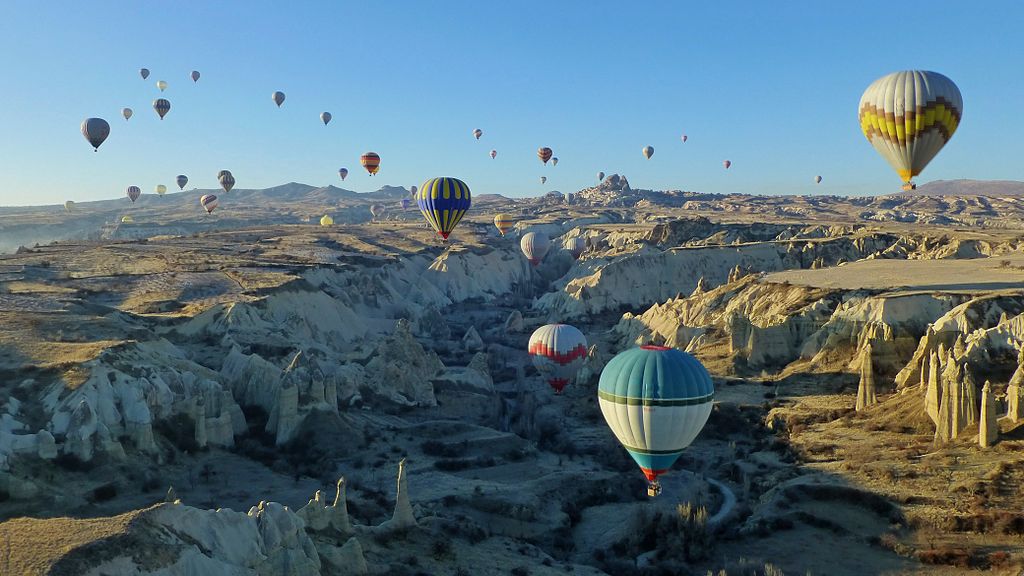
(528, 324), (588, 393)
(858, 70), (962, 186)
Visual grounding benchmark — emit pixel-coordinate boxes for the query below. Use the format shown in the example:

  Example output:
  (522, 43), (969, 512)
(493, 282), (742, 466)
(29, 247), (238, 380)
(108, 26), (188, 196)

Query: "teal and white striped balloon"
(598, 345), (714, 495)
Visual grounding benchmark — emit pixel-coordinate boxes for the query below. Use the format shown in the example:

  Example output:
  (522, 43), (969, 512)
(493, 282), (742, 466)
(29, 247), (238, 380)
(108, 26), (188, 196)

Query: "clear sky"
(0, 1), (1021, 206)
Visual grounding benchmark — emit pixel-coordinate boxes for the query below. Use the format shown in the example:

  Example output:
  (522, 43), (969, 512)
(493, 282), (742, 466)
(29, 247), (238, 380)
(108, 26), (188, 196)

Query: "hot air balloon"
(360, 152), (381, 175)
(565, 236), (586, 259)
(493, 213), (515, 237)
(321, 112), (332, 125)
(153, 98), (170, 120)
(217, 170), (231, 180)
(520, 232), (550, 266)
(473, 128), (483, 140)
(540, 176), (547, 185)
(814, 175), (823, 184)
(121, 215), (134, 223)
(723, 160), (731, 169)
(272, 91), (285, 107)
(191, 70), (201, 82)
(338, 168), (349, 181)
(64, 200), (74, 213)
(858, 70), (962, 191)
(400, 198), (411, 210)
(642, 146), (654, 160)
(140, 68), (150, 80)
(537, 147), (553, 164)
(490, 150), (497, 159)
(200, 194), (219, 214)
(597, 171), (605, 182)
(552, 157), (559, 167)
(219, 173), (235, 193)
(176, 175), (189, 190)
(528, 324), (588, 394)
(369, 204), (386, 221)
(81, 118), (110, 151)
(155, 184), (167, 196)
(417, 177), (472, 240)
(681, 134), (688, 143)
(126, 186), (141, 202)
(122, 108), (133, 121)
(156, 80), (168, 92)
(320, 214), (334, 227)
(598, 345), (714, 497)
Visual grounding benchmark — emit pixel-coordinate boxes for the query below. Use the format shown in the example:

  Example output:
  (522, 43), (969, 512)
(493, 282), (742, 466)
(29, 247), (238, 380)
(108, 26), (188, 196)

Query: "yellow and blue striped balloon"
(417, 177), (471, 240)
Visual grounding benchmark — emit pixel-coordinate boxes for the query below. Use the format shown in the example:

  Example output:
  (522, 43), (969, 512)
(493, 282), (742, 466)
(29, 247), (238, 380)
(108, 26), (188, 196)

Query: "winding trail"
(705, 477), (736, 526)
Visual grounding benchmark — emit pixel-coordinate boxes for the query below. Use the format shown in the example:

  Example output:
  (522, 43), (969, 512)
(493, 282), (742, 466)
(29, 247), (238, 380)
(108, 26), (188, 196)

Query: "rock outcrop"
(855, 344), (877, 411)
(980, 381), (998, 448)
(297, 477), (352, 534)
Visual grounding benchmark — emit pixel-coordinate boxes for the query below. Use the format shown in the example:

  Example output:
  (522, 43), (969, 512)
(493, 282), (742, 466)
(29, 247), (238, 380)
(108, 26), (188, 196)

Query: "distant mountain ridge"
(904, 179), (1024, 196)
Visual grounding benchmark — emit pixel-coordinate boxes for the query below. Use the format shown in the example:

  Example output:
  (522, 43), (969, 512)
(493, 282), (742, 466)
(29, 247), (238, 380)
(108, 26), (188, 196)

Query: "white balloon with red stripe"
(528, 324), (588, 393)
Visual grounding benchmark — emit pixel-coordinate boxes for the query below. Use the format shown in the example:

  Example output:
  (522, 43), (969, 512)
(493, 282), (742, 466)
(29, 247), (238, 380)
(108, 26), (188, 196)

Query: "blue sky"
(0, 1), (1021, 205)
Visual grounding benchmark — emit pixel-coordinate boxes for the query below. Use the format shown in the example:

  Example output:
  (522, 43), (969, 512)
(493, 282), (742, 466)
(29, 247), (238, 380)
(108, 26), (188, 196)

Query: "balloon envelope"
(815, 175), (822, 184)
(566, 236), (586, 259)
(176, 175), (188, 190)
(417, 177), (472, 240)
(598, 345), (714, 486)
(121, 215), (134, 223)
(156, 80), (167, 92)
(320, 214), (334, 226)
(155, 184), (167, 196)
(490, 149), (497, 159)
(597, 171), (605, 181)
(191, 70), (200, 82)
(528, 324), (588, 393)
(537, 147), (553, 164)
(723, 160), (731, 169)
(81, 118), (110, 151)
(272, 91), (286, 107)
(493, 213), (515, 236)
(217, 170), (232, 180)
(473, 128), (483, 139)
(64, 200), (74, 212)
(540, 176), (547, 184)
(122, 108), (133, 120)
(140, 68), (150, 80)
(520, 231), (550, 266)
(321, 112), (332, 125)
(858, 70), (962, 185)
(642, 146), (654, 159)
(552, 157), (559, 166)
(153, 98), (170, 119)
(338, 168), (349, 181)
(681, 134), (688, 143)
(219, 173), (235, 193)
(360, 152), (381, 175)
(200, 194), (219, 213)
(126, 186), (141, 202)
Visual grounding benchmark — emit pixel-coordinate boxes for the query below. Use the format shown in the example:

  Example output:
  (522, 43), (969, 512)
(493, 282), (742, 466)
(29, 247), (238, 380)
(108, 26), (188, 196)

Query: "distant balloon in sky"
(126, 186), (141, 203)
(681, 134), (688, 143)
(321, 112), (332, 125)
(217, 170), (231, 180)
(219, 172), (235, 193)
(642, 145), (654, 160)
(272, 91), (286, 107)
(122, 108), (133, 121)
(723, 160), (731, 169)
(200, 194), (219, 214)
(156, 80), (168, 92)
(528, 324), (588, 394)
(191, 70), (201, 82)
(537, 147), (553, 164)
(540, 176), (547, 185)
(520, 231), (550, 266)
(361, 152), (381, 175)
(81, 118), (110, 151)
(814, 175), (822, 184)
(473, 128), (483, 140)
(410, 185), (417, 196)
(369, 203), (385, 220)
(858, 70), (962, 190)
(338, 168), (349, 181)
(493, 213), (515, 237)
(153, 98), (170, 120)
(140, 68), (150, 80)
(400, 198), (411, 210)
(155, 184), (167, 196)
(64, 200), (74, 213)
(552, 157), (559, 166)
(597, 171), (605, 182)
(177, 175), (189, 190)
(490, 149), (497, 159)
(320, 214), (334, 227)
(417, 177), (472, 240)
